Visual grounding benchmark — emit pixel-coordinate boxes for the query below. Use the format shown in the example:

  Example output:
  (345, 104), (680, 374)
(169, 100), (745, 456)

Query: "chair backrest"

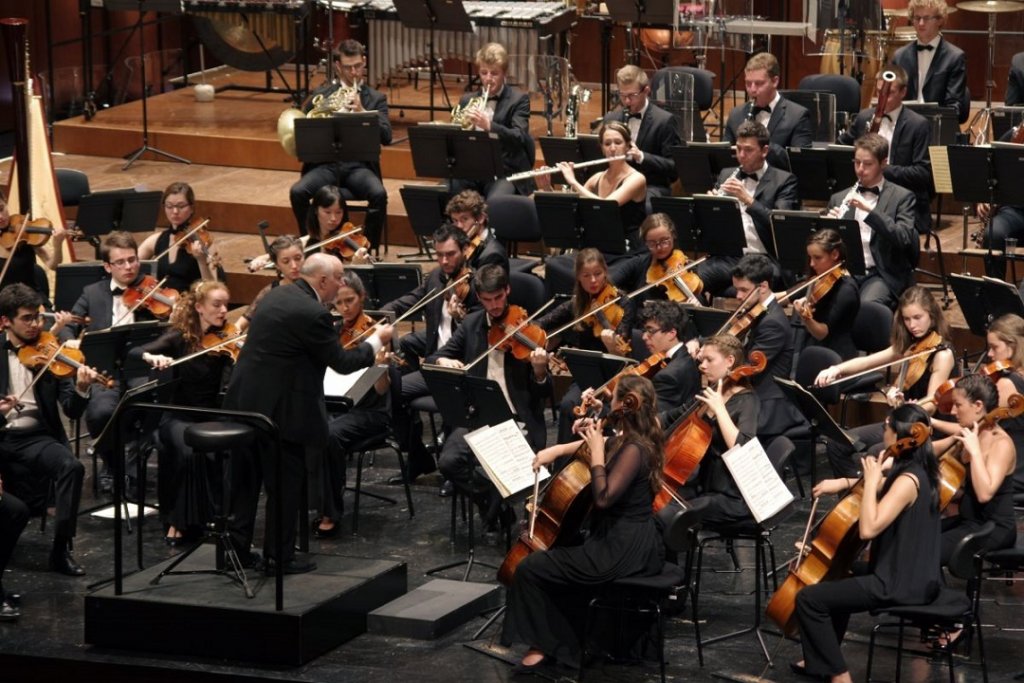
(796, 346), (843, 405)
(667, 66), (714, 111)
(798, 74), (861, 117)
(658, 496), (710, 554)
(764, 436), (796, 476)
(508, 271), (546, 315)
(851, 301), (893, 355)
(489, 194), (542, 244)
(947, 520), (996, 582)
(55, 169), (91, 208)
(780, 89), (837, 143)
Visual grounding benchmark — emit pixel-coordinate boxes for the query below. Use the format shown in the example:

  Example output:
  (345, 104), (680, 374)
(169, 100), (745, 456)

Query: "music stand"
(398, 184), (447, 262)
(105, 0), (190, 170)
(324, 365), (388, 412)
(692, 195), (747, 257)
(989, 106), (1024, 142)
(579, 198), (629, 254)
(373, 264), (424, 320)
(538, 134), (603, 183)
(685, 306), (733, 338)
(947, 145), (1024, 267)
(533, 192), (581, 251)
(76, 189), (163, 255)
(421, 365), (515, 431)
(54, 263), (107, 312)
(825, 145), (857, 192)
(775, 377), (855, 485)
(80, 321), (169, 383)
(770, 211), (866, 276)
(948, 274), (1024, 337)
(673, 143), (736, 196)
(294, 113), (381, 165)
(392, 0), (472, 119)
(779, 90), (836, 144)
(904, 103), (960, 146)
(650, 196), (699, 253)
(408, 126), (505, 189)
(560, 348), (633, 390)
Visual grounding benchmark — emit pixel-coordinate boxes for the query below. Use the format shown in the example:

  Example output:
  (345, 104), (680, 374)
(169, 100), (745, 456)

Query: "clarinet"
(711, 167), (742, 195)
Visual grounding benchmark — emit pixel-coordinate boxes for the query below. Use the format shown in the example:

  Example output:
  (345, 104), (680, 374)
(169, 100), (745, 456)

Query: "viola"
(573, 352), (667, 417)
(716, 290), (768, 339)
(654, 350), (767, 511)
(766, 421), (931, 635)
(122, 275), (180, 320)
(487, 305), (568, 374)
(462, 225), (485, 263)
(322, 222), (373, 262)
(0, 214), (53, 250)
(802, 266), (849, 312)
(895, 330), (944, 392)
(16, 331), (115, 388)
(583, 284), (629, 354)
(200, 322), (243, 362)
(646, 250), (703, 304)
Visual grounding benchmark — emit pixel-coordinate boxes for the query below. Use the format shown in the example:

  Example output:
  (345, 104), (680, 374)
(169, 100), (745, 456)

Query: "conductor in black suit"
(429, 265), (552, 528)
(827, 134), (919, 309)
(838, 65), (934, 236)
(289, 40), (392, 249)
(225, 253), (393, 574)
(891, 0), (969, 124)
(450, 43), (535, 199)
(695, 121), (800, 297)
(723, 52), (812, 171)
(602, 64), (682, 207)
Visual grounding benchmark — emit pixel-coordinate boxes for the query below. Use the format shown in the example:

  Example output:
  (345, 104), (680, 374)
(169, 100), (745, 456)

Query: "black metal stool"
(150, 421), (256, 598)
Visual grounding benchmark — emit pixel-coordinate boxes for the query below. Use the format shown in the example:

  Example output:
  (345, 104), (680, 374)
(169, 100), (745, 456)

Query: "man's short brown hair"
(99, 231), (139, 263)
(745, 52), (780, 79)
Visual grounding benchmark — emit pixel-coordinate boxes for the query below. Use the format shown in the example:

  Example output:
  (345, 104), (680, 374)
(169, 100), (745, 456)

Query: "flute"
(505, 155), (628, 182)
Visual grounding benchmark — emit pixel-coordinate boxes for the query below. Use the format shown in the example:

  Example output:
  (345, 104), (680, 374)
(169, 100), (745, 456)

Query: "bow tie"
(737, 170), (759, 182)
(625, 111), (642, 120)
(915, 43), (934, 52)
(111, 287), (125, 296)
(749, 104), (771, 117)
(882, 113), (893, 122)
(4, 340), (20, 353)
(856, 185), (881, 196)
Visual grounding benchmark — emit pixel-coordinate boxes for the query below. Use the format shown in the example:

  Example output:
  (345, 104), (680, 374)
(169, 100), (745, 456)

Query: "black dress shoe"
(312, 523), (339, 539)
(263, 557), (317, 576)
(0, 600), (19, 621)
(387, 461), (437, 485)
(97, 473), (113, 495)
(49, 550), (86, 577)
(789, 662), (827, 680)
(439, 480), (454, 497)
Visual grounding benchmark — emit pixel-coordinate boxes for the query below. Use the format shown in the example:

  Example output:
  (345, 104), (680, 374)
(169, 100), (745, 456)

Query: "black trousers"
(84, 385), (120, 468)
(826, 421), (884, 479)
(157, 415), (221, 531)
(290, 162), (387, 248)
(980, 205), (1024, 278)
(0, 491), (29, 599)
(0, 430), (83, 541)
(321, 409), (391, 520)
(855, 271), (898, 310)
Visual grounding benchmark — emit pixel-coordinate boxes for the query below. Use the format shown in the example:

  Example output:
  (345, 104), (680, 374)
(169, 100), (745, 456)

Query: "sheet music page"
(721, 437), (794, 524)
(465, 419), (549, 498)
(929, 146), (953, 194)
(323, 367), (369, 398)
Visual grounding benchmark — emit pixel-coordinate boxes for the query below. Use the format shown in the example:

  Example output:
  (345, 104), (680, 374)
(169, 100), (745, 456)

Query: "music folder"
(420, 364), (514, 431)
(769, 210), (866, 277)
(324, 365), (388, 411)
(559, 348), (633, 391)
(692, 195), (746, 257)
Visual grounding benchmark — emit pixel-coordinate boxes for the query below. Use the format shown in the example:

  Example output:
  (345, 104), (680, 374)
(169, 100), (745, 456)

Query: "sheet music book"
(465, 419), (549, 499)
(721, 437), (794, 524)
(928, 145), (953, 194)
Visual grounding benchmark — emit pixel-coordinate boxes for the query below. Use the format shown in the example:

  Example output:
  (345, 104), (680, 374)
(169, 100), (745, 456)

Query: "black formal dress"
(224, 278), (376, 563)
(723, 97), (813, 171)
(1003, 372), (1024, 493)
(602, 102), (682, 198)
(153, 226), (224, 293)
(796, 462), (942, 678)
(798, 274), (860, 360)
(128, 329), (232, 532)
(0, 243), (43, 297)
(288, 82), (392, 247)
(450, 86), (535, 198)
(501, 438), (664, 665)
(892, 37), (970, 123)
(940, 463), (1017, 564)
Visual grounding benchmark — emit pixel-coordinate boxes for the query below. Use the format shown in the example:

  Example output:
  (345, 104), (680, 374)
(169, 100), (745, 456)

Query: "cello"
(765, 422), (930, 636)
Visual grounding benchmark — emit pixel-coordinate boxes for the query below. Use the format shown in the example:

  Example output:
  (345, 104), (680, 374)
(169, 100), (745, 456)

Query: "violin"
(322, 222), (373, 262)
(16, 331), (115, 389)
(799, 266), (849, 315)
(487, 305), (568, 374)
(121, 275), (180, 320)
(462, 225), (485, 263)
(766, 421), (931, 636)
(919, 360), (1012, 414)
(716, 289), (768, 340)
(646, 250), (703, 304)
(895, 330), (944, 393)
(200, 322), (243, 362)
(452, 266), (472, 302)
(0, 214), (53, 250)
(573, 352), (667, 417)
(183, 223), (221, 268)
(583, 284), (629, 354)
(654, 350), (767, 511)
(340, 312), (376, 349)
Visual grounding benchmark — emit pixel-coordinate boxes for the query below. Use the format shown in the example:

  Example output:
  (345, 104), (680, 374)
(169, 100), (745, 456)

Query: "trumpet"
(451, 90), (489, 130)
(505, 155), (627, 182)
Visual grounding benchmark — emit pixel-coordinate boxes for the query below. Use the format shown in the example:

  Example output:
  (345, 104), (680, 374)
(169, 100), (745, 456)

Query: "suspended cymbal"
(957, 0), (1024, 13)
(883, 5), (957, 15)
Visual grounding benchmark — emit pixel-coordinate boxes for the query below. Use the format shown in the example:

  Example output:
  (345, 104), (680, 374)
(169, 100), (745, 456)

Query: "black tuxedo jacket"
(892, 38), (969, 123)
(460, 87), (535, 188)
(223, 279), (375, 447)
(303, 82), (392, 176)
(381, 267), (480, 359)
(467, 234), (509, 273)
(62, 277), (156, 339)
(653, 348), (700, 418)
(427, 309), (552, 451)
(715, 165), (800, 253)
(0, 347), (87, 442)
(746, 300), (804, 436)
(603, 102), (681, 192)
(1007, 51), (1024, 107)
(724, 98), (813, 171)
(828, 181), (918, 296)
(840, 106), (933, 234)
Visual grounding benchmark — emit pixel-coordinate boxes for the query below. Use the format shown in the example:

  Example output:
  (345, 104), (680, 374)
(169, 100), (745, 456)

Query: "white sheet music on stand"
(465, 418), (549, 499)
(324, 366), (369, 398)
(721, 437), (794, 524)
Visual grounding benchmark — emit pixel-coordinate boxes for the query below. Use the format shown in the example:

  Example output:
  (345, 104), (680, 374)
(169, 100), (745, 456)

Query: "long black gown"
(501, 439), (664, 665)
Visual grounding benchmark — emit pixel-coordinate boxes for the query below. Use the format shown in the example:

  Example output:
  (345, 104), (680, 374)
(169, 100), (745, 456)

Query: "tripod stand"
(963, 0), (1024, 144)
(112, 0), (190, 170)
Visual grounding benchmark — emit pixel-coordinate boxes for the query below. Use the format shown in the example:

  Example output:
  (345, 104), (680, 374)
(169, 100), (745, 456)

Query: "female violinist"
(0, 188), (67, 295)
(791, 228), (860, 360)
(128, 281), (236, 545)
(663, 334), (761, 526)
(236, 235), (304, 334)
(610, 213), (703, 305)
(794, 404), (941, 682)
(501, 375), (665, 672)
(312, 271), (392, 538)
(983, 313), (1024, 493)
(816, 285), (955, 478)
(137, 182), (222, 292)
(538, 248), (636, 444)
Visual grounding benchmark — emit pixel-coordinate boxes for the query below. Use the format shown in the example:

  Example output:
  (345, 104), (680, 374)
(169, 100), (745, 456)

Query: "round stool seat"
(409, 396), (438, 413)
(184, 421), (255, 451)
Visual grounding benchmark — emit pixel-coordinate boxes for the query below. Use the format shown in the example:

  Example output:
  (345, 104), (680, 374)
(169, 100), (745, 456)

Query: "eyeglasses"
(337, 62), (364, 72)
(618, 90), (644, 101)
(109, 256), (139, 268)
(642, 326), (665, 335)
(644, 238), (673, 250)
(912, 15), (940, 23)
(164, 203), (191, 212)
(14, 313), (42, 324)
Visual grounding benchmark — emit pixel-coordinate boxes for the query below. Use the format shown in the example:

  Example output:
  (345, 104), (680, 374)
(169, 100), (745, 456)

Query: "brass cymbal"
(957, 0), (1024, 13)
(884, 5), (957, 15)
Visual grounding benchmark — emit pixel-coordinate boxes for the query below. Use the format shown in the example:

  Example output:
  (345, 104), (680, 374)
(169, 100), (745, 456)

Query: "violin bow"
(0, 215), (33, 290)
(465, 298), (557, 371)
(112, 276), (172, 328)
(792, 496), (820, 573)
(775, 263), (845, 305)
(714, 287), (761, 336)
(397, 272), (472, 323)
(153, 218), (212, 262)
(628, 256), (708, 301)
(303, 225), (364, 256)
(818, 347), (938, 389)
(166, 333), (248, 368)
(528, 471), (540, 540)
(548, 294), (627, 340)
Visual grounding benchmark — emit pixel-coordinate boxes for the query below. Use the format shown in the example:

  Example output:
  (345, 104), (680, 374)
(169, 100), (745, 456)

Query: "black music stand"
(560, 348), (633, 391)
(948, 145), (1024, 270)
(538, 135), (603, 183)
(76, 189), (162, 254)
(769, 211), (866, 277)
(408, 126), (505, 190)
(692, 195), (746, 258)
(775, 377), (855, 486)
(948, 274), (1024, 337)
(686, 307), (733, 338)
(904, 103), (960, 146)
(672, 143), (735, 196)
(579, 198), (630, 254)
(605, 0), (675, 66)
(786, 146), (856, 202)
(392, 0), (471, 118)
(534, 192), (580, 251)
(533, 194), (630, 255)
(989, 106), (1024, 142)
(650, 196), (699, 253)
(398, 184), (448, 262)
(106, 0), (190, 170)
(294, 113), (381, 165)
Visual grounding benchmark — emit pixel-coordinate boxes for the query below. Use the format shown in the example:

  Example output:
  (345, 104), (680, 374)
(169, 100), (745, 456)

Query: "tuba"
(564, 83), (591, 139)
(277, 81), (360, 158)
